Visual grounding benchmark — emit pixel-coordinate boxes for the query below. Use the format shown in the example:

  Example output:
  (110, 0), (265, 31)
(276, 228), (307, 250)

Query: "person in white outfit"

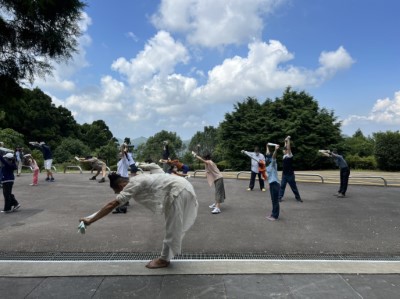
(79, 172), (198, 269)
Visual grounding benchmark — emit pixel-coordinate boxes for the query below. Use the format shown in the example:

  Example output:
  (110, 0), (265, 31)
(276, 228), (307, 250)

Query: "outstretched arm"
(192, 151), (207, 164)
(272, 145), (280, 159)
(79, 199), (120, 225)
(265, 144), (270, 155)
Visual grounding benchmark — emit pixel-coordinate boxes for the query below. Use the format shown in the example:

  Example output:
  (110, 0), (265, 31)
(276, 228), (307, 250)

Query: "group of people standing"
(241, 136), (350, 221)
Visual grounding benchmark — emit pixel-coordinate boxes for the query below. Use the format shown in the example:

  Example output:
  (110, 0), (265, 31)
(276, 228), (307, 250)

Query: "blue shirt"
(266, 158), (280, 184)
(333, 154), (348, 169)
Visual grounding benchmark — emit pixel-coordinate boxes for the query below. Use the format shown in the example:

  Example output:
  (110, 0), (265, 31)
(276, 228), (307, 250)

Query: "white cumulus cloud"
(151, 0), (286, 48)
(343, 91), (400, 126)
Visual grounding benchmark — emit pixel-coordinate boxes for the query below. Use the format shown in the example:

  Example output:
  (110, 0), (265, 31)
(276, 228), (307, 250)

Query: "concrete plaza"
(0, 171), (399, 298)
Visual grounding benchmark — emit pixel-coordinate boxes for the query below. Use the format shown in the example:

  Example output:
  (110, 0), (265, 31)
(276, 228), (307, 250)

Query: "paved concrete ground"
(1, 172), (400, 298)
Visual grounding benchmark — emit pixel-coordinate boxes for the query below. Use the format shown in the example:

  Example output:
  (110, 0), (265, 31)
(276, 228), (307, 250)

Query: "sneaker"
(89, 176), (96, 180)
(261, 188), (266, 192)
(45, 177), (50, 181)
(333, 193), (340, 197)
(98, 178), (106, 183)
(1, 209), (13, 213)
(337, 194), (345, 198)
(266, 215), (277, 221)
(211, 207), (221, 214)
(209, 203), (216, 209)
(13, 204), (21, 211)
(50, 178), (55, 182)
(296, 198), (303, 202)
(246, 188), (252, 191)
(29, 183), (38, 186)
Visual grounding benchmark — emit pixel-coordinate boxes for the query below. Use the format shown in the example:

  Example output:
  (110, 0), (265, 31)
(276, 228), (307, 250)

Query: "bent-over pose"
(79, 172), (198, 269)
(321, 150), (350, 198)
(76, 156), (107, 183)
(192, 151), (225, 214)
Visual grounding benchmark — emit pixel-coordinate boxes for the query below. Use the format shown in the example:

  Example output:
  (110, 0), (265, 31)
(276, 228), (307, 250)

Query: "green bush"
(346, 154), (377, 170)
(216, 160), (231, 171)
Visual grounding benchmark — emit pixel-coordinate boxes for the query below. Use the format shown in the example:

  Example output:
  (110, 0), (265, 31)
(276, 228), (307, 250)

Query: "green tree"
(374, 131), (400, 171)
(136, 130), (183, 162)
(343, 129), (375, 157)
(96, 140), (119, 168)
(52, 137), (90, 163)
(0, 86), (81, 148)
(80, 120), (114, 151)
(0, 0), (86, 82)
(219, 88), (343, 170)
(189, 126), (220, 157)
(0, 128), (24, 148)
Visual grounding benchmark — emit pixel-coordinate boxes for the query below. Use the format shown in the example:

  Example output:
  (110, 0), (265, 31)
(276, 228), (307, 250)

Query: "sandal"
(145, 258), (170, 269)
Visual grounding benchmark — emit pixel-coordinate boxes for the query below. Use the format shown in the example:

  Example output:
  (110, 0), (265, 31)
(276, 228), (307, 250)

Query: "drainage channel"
(1, 252), (400, 261)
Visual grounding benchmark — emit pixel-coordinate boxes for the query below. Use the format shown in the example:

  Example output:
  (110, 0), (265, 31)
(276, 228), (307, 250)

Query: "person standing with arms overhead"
(321, 149), (350, 198)
(126, 145), (138, 177)
(161, 140), (170, 173)
(192, 151), (226, 214)
(241, 146), (266, 191)
(30, 142), (54, 182)
(265, 144), (280, 221)
(278, 136), (303, 202)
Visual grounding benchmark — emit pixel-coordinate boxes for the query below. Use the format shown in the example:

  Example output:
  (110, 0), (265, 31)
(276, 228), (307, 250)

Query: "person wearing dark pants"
(322, 150), (350, 198)
(265, 144), (280, 221)
(241, 147), (266, 191)
(0, 153), (20, 213)
(278, 136), (302, 202)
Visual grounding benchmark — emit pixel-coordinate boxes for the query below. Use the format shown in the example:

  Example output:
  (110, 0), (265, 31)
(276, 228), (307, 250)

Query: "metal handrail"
(236, 171), (251, 179)
(193, 170), (206, 178)
(349, 176), (388, 187)
(64, 165), (83, 174)
(295, 173), (325, 183)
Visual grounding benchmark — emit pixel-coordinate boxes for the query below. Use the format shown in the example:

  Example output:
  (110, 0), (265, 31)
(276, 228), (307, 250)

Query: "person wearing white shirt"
(79, 172), (198, 269)
(241, 146), (266, 191)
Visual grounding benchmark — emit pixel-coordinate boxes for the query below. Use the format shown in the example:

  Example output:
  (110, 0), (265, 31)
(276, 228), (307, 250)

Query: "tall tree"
(374, 131), (400, 171)
(219, 88), (343, 170)
(343, 129), (375, 157)
(0, 0), (86, 82)
(136, 130), (183, 163)
(80, 120), (114, 151)
(189, 126), (221, 159)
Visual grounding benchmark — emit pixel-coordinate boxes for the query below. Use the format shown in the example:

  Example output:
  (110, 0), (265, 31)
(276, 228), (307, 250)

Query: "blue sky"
(32, 0), (400, 140)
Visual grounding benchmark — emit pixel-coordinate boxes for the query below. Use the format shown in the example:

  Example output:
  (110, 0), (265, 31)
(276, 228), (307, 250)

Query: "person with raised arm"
(265, 144), (280, 221)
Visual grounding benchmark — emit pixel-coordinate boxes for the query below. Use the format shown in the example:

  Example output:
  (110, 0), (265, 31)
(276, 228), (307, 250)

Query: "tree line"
(1, 0), (399, 171)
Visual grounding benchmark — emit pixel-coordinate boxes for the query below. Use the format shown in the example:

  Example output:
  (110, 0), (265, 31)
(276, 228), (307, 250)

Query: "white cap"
(3, 153), (14, 159)
(39, 142), (45, 145)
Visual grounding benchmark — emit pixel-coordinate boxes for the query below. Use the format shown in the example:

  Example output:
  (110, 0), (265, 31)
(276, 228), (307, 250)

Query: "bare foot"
(145, 258), (170, 269)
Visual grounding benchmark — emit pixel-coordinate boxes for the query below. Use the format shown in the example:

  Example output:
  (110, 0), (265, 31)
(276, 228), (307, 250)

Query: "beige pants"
(160, 189), (198, 260)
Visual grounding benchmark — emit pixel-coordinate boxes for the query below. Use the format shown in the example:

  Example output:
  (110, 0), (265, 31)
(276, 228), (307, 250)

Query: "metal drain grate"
(1, 252), (400, 261)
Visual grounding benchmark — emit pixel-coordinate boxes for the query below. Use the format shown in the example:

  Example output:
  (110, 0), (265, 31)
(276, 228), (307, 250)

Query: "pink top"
(204, 160), (223, 187)
(30, 159), (39, 171)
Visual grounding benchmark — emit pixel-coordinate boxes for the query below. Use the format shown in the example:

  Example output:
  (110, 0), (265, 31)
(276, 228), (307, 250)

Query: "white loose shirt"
(116, 174), (197, 215)
(244, 151), (265, 173)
